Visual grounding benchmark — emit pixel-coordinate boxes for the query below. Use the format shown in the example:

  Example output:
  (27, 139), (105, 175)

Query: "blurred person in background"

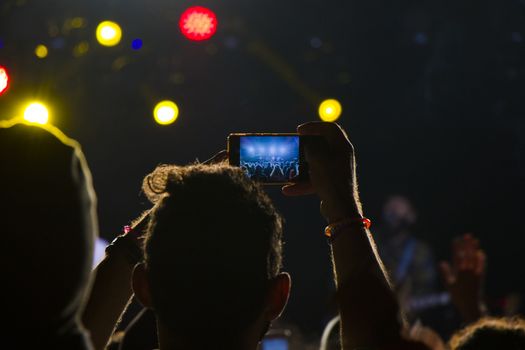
(439, 233), (487, 324)
(0, 120), (97, 349)
(375, 195), (438, 316)
(408, 233), (491, 350)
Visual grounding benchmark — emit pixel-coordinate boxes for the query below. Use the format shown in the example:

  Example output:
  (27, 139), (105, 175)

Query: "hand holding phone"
(280, 122), (362, 223)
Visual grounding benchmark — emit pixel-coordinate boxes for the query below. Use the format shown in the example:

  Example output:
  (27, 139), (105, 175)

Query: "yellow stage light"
(24, 102), (49, 125)
(153, 100), (179, 125)
(96, 21), (122, 47)
(318, 99), (342, 122)
(35, 44), (48, 58)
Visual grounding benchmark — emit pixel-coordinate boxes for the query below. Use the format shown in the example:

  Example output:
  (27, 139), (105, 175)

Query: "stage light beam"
(153, 100), (179, 125)
(35, 44), (48, 58)
(319, 99), (342, 122)
(96, 21), (122, 47)
(24, 102), (49, 125)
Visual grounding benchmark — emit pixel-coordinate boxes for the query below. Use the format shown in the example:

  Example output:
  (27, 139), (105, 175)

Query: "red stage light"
(179, 6), (217, 41)
(0, 66), (8, 95)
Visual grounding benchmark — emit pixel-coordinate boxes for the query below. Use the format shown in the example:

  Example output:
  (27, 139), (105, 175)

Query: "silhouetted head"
(132, 164), (290, 349)
(449, 317), (525, 350)
(0, 121), (97, 337)
(382, 195), (417, 234)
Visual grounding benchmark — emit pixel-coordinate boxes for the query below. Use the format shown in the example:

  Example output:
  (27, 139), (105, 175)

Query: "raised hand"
(439, 233), (487, 323)
(282, 122), (431, 349)
(282, 122), (362, 223)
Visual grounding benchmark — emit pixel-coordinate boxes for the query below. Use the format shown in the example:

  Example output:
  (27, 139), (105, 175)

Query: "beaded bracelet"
(324, 217), (371, 241)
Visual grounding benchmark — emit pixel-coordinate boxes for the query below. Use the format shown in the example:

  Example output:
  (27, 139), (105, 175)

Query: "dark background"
(1, 0), (524, 336)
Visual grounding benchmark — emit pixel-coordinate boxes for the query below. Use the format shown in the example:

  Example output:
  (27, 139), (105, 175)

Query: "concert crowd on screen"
(240, 135), (300, 182)
(240, 159), (299, 182)
(2, 119), (524, 350)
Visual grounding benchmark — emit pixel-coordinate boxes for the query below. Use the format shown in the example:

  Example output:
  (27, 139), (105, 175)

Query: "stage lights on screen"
(153, 100), (179, 125)
(319, 99), (342, 122)
(23, 102), (49, 125)
(0, 66), (8, 95)
(179, 6), (217, 41)
(35, 44), (48, 58)
(247, 145), (289, 156)
(96, 21), (122, 47)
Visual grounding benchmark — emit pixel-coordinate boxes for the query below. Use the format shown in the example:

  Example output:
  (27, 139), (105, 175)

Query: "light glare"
(153, 100), (179, 125)
(179, 7), (218, 41)
(319, 99), (342, 122)
(96, 21), (122, 47)
(35, 44), (48, 58)
(24, 102), (49, 125)
(0, 66), (8, 95)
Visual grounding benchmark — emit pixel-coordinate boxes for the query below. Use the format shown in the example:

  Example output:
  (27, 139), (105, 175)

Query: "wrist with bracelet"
(324, 217), (372, 242)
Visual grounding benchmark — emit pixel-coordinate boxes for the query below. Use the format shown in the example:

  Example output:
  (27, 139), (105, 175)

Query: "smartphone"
(261, 329), (291, 350)
(228, 133), (309, 184)
(261, 337), (289, 350)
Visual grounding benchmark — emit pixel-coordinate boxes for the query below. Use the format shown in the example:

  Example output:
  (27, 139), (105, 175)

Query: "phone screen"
(261, 338), (289, 350)
(239, 135), (300, 183)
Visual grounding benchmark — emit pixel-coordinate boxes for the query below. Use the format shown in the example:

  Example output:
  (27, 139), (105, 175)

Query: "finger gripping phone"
(228, 133), (309, 184)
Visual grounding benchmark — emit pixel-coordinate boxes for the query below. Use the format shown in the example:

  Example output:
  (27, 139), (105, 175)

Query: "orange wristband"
(324, 217), (371, 239)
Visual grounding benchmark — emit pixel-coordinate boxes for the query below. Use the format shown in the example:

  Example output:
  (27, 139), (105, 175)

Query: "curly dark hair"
(142, 163), (283, 342)
(449, 317), (525, 350)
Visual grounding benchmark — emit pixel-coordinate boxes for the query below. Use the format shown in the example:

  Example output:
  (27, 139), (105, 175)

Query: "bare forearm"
(330, 225), (403, 349)
(83, 212), (149, 349)
(288, 122), (427, 349)
(82, 253), (134, 350)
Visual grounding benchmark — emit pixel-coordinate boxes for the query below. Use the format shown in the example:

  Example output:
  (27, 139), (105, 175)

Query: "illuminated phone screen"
(239, 135), (300, 183)
(261, 338), (289, 350)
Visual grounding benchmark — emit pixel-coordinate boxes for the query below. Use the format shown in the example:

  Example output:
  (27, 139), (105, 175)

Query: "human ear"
(265, 272), (291, 321)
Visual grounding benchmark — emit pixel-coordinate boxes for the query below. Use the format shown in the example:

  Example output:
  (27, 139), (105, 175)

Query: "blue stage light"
(131, 38), (143, 50)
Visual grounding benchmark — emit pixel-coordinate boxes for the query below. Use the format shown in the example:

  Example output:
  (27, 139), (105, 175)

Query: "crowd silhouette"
(241, 159), (299, 182)
(2, 119), (524, 350)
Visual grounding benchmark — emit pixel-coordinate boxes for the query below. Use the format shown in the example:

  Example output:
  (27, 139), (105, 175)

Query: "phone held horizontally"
(228, 133), (312, 185)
